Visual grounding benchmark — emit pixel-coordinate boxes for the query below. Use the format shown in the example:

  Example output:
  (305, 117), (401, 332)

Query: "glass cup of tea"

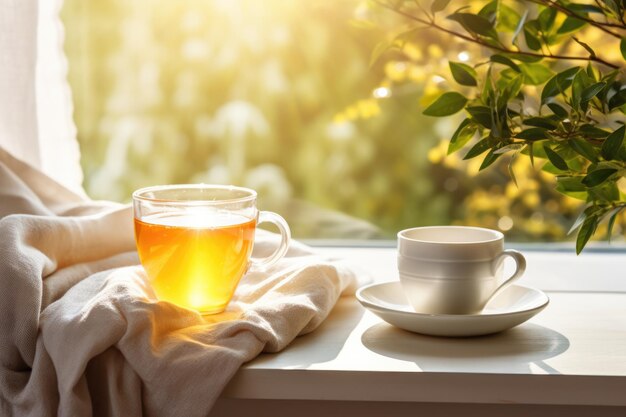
(132, 184), (291, 315)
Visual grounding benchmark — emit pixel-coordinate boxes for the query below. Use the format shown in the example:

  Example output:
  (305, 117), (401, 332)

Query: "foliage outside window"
(363, 0), (626, 251)
(62, 0), (625, 247)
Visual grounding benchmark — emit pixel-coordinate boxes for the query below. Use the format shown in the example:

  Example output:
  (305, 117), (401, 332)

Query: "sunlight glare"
(457, 51), (470, 62)
(432, 75), (446, 84)
(373, 87), (391, 98)
(498, 216), (514, 231)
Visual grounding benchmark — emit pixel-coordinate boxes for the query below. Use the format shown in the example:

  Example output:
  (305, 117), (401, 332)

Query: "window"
(62, 0), (625, 245)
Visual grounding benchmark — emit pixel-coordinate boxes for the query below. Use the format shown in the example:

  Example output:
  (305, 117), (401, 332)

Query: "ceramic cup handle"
(489, 249), (527, 299)
(249, 211), (291, 271)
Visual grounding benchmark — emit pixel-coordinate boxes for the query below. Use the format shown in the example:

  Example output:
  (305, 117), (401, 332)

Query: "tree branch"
(527, 0), (623, 38)
(374, 0), (620, 70)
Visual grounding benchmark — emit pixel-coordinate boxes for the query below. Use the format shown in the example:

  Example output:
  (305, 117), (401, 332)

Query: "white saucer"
(356, 281), (549, 337)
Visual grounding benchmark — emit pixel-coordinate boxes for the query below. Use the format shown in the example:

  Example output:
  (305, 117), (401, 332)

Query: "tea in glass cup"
(133, 184), (290, 314)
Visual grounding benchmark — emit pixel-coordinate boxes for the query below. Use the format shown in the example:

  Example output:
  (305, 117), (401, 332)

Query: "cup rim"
(397, 225), (503, 245)
(132, 184), (257, 205)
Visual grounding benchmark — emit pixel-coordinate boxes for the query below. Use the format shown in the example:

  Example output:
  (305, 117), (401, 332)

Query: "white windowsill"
(213, 247), (626, 415)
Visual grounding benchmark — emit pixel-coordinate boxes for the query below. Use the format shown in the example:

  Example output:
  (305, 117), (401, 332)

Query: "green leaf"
(463, 137), (492, 160)
(542, 161), (563, 174)
(567, 206), (598, 235)
(602, 125), (625, 160)
(466, 106), (492, 128)
(478, 1), (497, 22)
(576, 215), (598, 254)
(481, 67), (495, 104)
(555, 174), (589, 200)
(572, 36), (596, 57)
(503, 73), (524, 99)
(609, 89), (626, 110)
(582, 168), (618, 187)
(491, 54), (520, 72)
(479, 149), (501, 170)
(607, 207), (623, 241)
(561, 67), (583, 83)
(547, 102), (568, 118)
(423, 92), (468, 116)
(543, 145), (569, 170)
(524, 22), (541, 51)
(523, 117), (557, 129)
(621, 38), (626, 60)
(520, 63), (553, 85)
(448, 119), (477, 155)
(541, 67), (580, 104)
(589, 179), (620, 201)
(497, 4), (521, 32)
(581, 82), (606, 102)
(481, 1), (520, 36)
(522, 141), (548, 159)
(569, 4), (603, 14)
(557, 16), (587, 34)
(556, 176), (586, 192)
(604, 0), (622, 18)
(431, 0), (451, 14)
(579, 124), (609, 139)
(528, 142), (535, 166)
(570, 138), (599, 162)
(586, 63), (598, 82)
(571, 69), (590, 109)
(517, 128), (549, 141)
(563, 155), (585, 170)
(449, 62), (477, 86)
(556, 176), (588, 200)
(538, 7), (557, 32)
(447, 13), (499, 39)
(601, 70), (619, 85)
(594, 160), (622, 170)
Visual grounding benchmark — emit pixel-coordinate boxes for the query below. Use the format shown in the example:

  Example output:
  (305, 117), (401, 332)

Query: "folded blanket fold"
(0, 148), (368, 417)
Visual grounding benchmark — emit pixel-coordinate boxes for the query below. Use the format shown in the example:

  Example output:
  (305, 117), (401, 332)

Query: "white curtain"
(0, 0), (84, 195)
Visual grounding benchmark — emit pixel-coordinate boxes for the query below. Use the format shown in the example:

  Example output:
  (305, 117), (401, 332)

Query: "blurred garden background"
(61, 0), (621, 242)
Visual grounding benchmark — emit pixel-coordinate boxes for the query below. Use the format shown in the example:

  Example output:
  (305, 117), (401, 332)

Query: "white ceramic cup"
(397, 226), (526, 315)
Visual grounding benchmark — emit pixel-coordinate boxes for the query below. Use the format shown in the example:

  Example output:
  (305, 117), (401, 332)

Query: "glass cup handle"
(249, 211), (291, 271)
(490, 249), (527, 299)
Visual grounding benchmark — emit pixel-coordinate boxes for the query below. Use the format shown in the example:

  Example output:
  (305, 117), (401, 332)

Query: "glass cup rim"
(132, 184), (257, 206)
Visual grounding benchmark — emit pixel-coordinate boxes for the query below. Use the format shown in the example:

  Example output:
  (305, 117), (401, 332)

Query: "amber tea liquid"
(135, 212), (256, 314)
